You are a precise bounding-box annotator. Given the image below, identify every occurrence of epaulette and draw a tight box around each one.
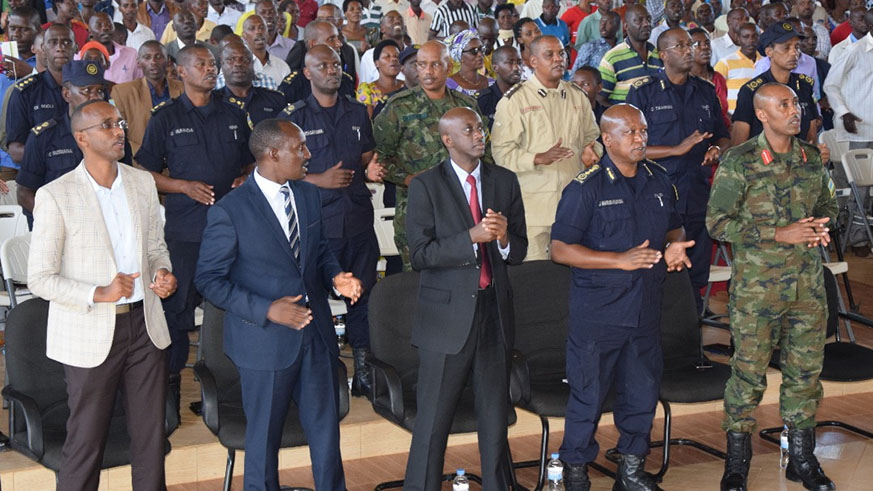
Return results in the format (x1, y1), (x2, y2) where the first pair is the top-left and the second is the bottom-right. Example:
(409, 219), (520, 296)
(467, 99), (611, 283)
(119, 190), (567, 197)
(30, 119), (56, 136)
(282, 71), (299, 85)
(574, 164), (601, 184)
(262, 87), (284, 96)
(13, 74), (38, 91)
(151, 99), (173, 114)
(645, 159), (668, 173)
(342, 72), (354, 82)
(746, 77), (765, 91)
(720, 138), (758, 163)
(797, 73), (814, 86)
(691, 74), (714, 87)
(226, 96), (247, 111)
(281, 100), (306, 116)
(631, 76), (653, 89)
(503, 83), (522, 99)
(569, 81), (586, 93)
(798, 139), (821, 163)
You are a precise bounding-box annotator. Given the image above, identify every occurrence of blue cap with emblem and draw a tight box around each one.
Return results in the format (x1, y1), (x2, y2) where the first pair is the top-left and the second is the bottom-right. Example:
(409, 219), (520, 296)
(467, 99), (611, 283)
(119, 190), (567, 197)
(399, 45), (419, 65)
(757, 22), (805, 56)
(61, 60), (106, 87)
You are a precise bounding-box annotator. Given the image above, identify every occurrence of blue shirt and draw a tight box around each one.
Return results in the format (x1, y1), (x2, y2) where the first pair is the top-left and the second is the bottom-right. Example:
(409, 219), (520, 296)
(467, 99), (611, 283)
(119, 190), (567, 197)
(551, 155), (681, 329)
(280, 94), (375, 240)
(476, 83), (505, 131)
(5, 70), (67, 149)
(278, 69), (356, 105)
(0, 54), (37, 169)
(147, 79), (173, 108)
(571, 38), (614, 72)
(535, 16), (571, 47)
(626, 70), (730, 218)
(136, 92), (253, 242)
(216, 86), (287, 125)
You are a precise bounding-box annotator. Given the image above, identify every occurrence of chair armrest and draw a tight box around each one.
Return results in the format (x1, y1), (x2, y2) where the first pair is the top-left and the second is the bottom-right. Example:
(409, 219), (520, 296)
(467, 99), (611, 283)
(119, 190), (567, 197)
(335, 360), (350, 419)
(510, 350), (531, 405)
(1, 386), (45, 459)
(367, 355), (405, 421)
(192, 361), (220, 434)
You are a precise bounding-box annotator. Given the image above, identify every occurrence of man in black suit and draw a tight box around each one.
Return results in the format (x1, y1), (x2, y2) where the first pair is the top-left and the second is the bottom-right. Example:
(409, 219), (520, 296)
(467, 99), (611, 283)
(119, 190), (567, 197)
(404, 107), (528, 491)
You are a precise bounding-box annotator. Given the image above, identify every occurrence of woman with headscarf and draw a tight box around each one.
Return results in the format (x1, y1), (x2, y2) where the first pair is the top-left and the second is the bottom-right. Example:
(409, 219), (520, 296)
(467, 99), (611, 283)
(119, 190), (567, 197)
(356, 39), (404, 117)
(446, 29), (494, 96)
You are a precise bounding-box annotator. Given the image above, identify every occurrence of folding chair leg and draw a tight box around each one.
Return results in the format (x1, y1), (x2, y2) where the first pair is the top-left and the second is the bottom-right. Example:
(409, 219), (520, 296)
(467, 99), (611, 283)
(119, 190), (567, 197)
(646, 400), (727, 482)
(850, 182), (873, 252)
(829, 233), (859, 311)
(512, 415), (551, 490)
(224, 448), (235, 491)
(759, 421), (873, 445)
(374, 471), (483, 490)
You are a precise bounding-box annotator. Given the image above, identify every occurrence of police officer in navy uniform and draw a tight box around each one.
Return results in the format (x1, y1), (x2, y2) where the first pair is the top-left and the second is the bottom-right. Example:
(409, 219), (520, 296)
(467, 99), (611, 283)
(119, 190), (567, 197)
(626, 27), (731, 313)
(550, 104), (694, 491)
(278, 20), (356, 105)
(730, 22), (820, 145)
(216, 41), (287, 125)
(135, 45), (254, 422)
(279, 45), (384, 399)
(17, 60), (134, 222)
(5, 23), (76, 165)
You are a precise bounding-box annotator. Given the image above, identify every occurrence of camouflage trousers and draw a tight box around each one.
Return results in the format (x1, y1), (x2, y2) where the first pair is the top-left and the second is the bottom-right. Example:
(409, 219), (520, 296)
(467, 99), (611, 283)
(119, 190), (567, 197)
(393, 199), (412, 271)
(722, 296), (826, 433)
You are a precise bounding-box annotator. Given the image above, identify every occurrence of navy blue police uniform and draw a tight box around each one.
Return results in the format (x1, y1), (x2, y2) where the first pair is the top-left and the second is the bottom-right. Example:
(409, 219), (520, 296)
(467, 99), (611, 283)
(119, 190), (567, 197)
(135, 92), (254, 375)
(731, 70), (818, 141)
(476, 83), (507, 132)
(552, 155), (682, 465)
(626, 70), (730, 309)
(278, 69), (356, 105)
(5, 70), (67, 152)
(216, 85), (287, 125)
(279, 93), (379, 350)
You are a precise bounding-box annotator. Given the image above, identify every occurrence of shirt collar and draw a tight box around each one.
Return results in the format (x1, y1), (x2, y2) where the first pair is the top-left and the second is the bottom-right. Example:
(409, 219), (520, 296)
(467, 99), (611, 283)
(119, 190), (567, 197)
(449, 158), (481, 184)
(146, 2), (166, 15)
(253, 166), (286, 200)
(84, 162), (123, 192)
(539, 15), (558, 25)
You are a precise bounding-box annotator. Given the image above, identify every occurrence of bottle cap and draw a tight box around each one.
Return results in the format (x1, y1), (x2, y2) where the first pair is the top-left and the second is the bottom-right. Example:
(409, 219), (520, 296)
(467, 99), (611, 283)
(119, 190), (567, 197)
(457, 469), (465, 476)
(551, 453), (560, 459)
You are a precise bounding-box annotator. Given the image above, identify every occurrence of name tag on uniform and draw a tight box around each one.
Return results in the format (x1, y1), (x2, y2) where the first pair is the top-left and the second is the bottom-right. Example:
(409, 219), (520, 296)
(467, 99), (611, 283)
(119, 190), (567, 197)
(171, 128), (194, 136)
(521, 105), (543, 114)
(598, 199), (624, 207)
(263, 107), (274, 112)
(48, 148), (74, 157)
(34, 103), (55, 111)
(304, 129), (324, 136)
(652, 105), (673, 111)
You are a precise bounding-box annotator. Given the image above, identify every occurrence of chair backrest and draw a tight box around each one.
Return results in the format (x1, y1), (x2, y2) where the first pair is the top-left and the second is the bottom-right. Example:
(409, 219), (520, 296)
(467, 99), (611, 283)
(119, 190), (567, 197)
(841, 148), (873, 186)
(199, 302), (242, 404)
(819, 129), (848, 166)
(3, 298), (68, 435)
(374, 208), (399, 257)
(660, 270), (704, 366)
(1, 233), (30, 284)
(368, 271), (421, 388)
(0, 205), (28, 246)
(368, 182), (385, 210)
(508, 260), (571, 382)
(0, 181), (19, 206)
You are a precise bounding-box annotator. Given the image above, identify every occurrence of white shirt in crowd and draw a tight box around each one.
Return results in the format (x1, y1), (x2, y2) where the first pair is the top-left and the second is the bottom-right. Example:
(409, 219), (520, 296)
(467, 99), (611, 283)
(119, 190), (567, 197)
(208, 3), (244, 27)
(824, 32), (873, 143)
(124, 22), (157, 52)
(710, 32), (737, 67)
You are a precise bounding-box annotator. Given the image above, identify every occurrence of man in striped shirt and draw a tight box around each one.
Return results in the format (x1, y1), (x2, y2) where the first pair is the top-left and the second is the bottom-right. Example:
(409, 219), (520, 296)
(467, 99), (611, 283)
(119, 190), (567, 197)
(598, 4), (663, 105)
(428, 0), (478, 39)
(714, 22), (760, 114)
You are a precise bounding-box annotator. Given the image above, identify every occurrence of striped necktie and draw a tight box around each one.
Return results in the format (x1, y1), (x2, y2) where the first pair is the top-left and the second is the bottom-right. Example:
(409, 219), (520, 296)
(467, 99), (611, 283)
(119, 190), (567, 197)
(279, 184), (301, 263)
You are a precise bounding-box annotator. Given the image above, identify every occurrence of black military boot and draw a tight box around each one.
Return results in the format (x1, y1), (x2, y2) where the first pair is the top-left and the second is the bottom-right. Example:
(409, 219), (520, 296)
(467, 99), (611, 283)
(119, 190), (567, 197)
(786, 427), (836, 490)
(350, 348), (372, 399)
(563, 461), (591, 491)
(720, 431), (752, 491)
(613, 454), (663, 491)
(167, 373), (181, 430)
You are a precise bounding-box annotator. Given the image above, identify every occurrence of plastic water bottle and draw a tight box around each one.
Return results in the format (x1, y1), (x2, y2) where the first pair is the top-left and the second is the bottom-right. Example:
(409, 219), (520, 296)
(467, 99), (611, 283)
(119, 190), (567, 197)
(453, 469), (469, 491)
(334, 315), (346, 349)
(547, 453), (565, 491)
(780, 426), (790, 469)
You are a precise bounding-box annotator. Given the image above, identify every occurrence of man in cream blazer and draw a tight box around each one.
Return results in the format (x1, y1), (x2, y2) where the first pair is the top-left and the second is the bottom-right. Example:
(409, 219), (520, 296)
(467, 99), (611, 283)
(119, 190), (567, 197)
(27, 99), (178, 491)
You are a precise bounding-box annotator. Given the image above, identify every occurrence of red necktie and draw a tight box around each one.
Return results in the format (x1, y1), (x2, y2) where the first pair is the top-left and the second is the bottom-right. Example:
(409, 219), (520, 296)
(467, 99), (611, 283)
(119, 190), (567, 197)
(467, 174), (492, 289)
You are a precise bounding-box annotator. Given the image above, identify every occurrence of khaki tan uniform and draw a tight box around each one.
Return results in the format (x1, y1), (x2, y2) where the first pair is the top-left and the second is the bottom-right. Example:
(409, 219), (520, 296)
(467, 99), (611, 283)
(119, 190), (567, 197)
(491, 76), (602, 260)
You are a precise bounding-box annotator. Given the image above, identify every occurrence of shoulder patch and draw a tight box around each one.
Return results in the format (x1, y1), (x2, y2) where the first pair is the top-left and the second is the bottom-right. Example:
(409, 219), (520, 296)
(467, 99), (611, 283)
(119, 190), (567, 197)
(30, 119), (56, 136)
(574, 164), (602, 184)
(503, 83), (522, 99)
(281, 100), (306, 116)
(151, 99), (173, 114)
(645, 160), (668, 173)
(13, 74), (37, 91)
(631, 76), (652, 89)
(282, 71), (299, 85)
(747, 77), (764, 91)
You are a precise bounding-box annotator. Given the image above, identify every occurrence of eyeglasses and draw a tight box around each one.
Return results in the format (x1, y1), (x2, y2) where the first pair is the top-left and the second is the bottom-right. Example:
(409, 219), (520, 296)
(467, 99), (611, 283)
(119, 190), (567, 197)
(79, 119), (128, 132)
(662, 41), (693, 52)
(462, 46), (484, 55)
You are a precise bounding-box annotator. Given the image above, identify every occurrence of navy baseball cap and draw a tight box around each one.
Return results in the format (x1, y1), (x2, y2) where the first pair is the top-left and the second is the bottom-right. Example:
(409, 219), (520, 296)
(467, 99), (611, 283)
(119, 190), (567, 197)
(758, 22), (804, 56)
(399, 45), (419, 65)
(61, 60), (106, 87)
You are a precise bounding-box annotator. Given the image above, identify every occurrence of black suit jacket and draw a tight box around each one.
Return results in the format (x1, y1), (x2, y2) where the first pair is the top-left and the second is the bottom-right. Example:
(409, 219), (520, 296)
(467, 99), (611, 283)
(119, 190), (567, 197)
(406, 159), (527, 355)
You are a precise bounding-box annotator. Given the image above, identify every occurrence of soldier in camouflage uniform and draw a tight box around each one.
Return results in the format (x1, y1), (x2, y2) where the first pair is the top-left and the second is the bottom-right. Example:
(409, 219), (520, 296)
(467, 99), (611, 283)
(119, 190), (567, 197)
(374, 40), (491, 268)
(706, 83), (838, 491)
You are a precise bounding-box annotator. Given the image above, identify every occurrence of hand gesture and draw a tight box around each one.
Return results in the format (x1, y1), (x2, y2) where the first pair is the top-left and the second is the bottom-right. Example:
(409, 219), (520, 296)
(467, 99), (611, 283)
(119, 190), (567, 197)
(817, 142), (830, 164)
(618, 240), (662, 271)
(364, 153), (385, 182)
(2, 56), (35, 79)
(679, 130), (712, 155)
(94, 272), (141, 303)
(534, 138), (575, 166)
(581, 141), (599, 168)
(267, 295), (312, 329)
(842, 113), (862, 134)
(702, 145), (720, 166)
(483, 209), (508, 246)
(0, 180), (9, 194)
(321, 161), (354, 189)
(470, 219), (498, 244)
(181, 180), (215, 205)
(664, 240), (695, 271)
(231, 174), (248, 188)
(149, 268), (177, 299)
(775, 217), (830, 247)
(333, 272), (363, 304)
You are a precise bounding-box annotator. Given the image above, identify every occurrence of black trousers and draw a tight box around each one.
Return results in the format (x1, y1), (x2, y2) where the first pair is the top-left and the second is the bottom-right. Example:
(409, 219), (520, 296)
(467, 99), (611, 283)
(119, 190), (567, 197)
(404, 287), (510, 491)
(59, 303), (168, 491)
(163, 239), (202, 375)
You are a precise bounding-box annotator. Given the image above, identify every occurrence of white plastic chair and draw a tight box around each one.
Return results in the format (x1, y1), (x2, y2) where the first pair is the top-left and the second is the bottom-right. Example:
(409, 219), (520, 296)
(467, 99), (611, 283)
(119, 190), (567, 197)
(0, 205), (28, 245)
(819, 129), (849, 167)
(840, 149), (873, 253)
(0, 181), (19, 206)
(0, 233), (33, 308)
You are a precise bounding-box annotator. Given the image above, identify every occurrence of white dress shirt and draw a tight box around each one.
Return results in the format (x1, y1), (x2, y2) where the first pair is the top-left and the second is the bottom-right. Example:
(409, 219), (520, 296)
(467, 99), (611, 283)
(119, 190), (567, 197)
(823, 32), (873, 142)
(85, 163), (144, 305)
(828, 32), (860, 65)
(449, 159), (511, 259)
(208, 3), (244, 27)
(710, 33), (737, 67)
(253, 168), (299, 241)
(124, 22), (157, 52)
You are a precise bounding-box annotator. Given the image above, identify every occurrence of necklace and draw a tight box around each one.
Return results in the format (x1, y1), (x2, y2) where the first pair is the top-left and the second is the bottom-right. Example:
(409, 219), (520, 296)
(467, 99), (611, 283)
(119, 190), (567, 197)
(457, 69), (483, 87)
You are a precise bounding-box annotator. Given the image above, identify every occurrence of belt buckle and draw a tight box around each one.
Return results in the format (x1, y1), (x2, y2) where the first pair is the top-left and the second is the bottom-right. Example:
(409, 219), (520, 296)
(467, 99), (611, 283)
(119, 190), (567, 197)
(116, 303), (132, 314)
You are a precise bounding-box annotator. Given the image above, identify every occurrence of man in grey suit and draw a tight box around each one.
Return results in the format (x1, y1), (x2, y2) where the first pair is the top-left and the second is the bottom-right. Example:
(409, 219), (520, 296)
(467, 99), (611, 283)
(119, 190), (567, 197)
(403, 107), (527, 491)
(28, 99), (178, 490)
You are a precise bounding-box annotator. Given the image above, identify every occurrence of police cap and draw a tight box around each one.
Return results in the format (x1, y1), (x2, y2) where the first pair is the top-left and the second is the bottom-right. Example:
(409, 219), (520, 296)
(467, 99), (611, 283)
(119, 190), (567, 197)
(61, 60), (106, 87)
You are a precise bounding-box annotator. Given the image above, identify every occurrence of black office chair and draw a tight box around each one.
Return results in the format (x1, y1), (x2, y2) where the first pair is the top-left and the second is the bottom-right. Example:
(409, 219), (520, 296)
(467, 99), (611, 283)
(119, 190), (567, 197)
(192, 302), (351, 491)
(506, 260), (617, 490)
(367, 271), (522, 490)
(1, 298), (177, 476)
(760, 268), (873, 444)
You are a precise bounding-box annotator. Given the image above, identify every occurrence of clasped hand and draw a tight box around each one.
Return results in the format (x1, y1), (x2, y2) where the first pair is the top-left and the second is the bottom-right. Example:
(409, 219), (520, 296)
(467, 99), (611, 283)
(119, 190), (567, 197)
(469, 209), (508, 246)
